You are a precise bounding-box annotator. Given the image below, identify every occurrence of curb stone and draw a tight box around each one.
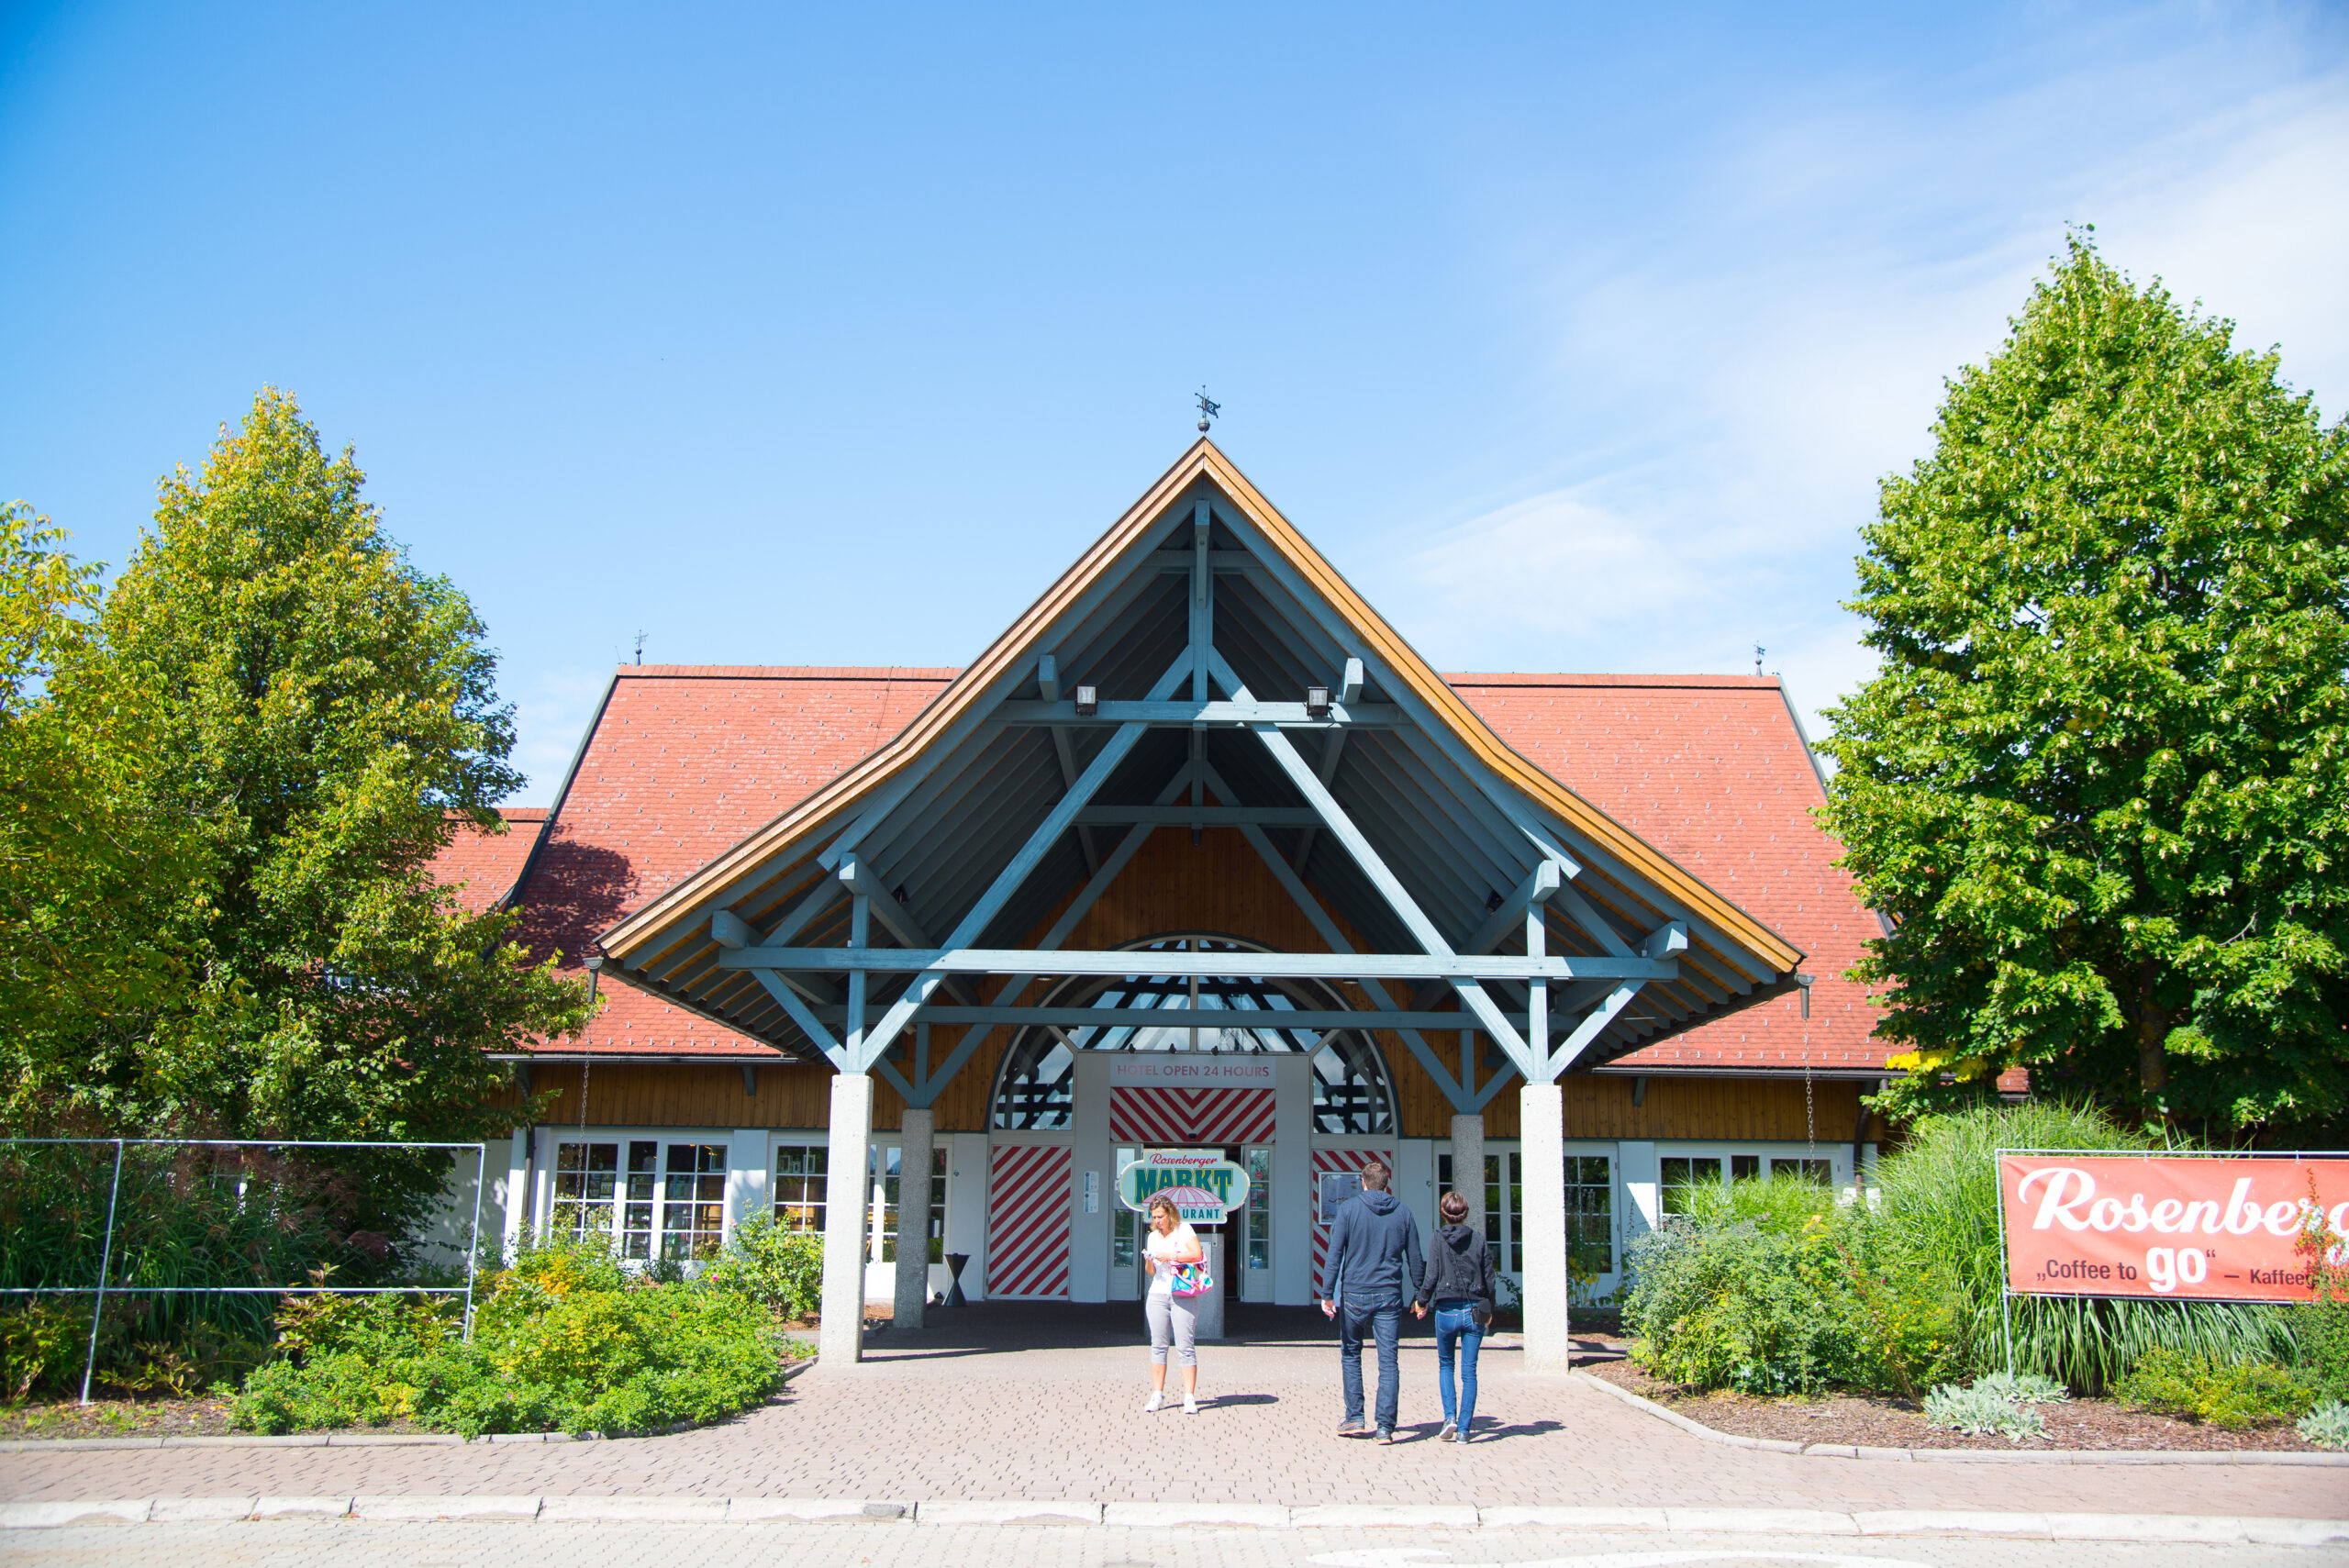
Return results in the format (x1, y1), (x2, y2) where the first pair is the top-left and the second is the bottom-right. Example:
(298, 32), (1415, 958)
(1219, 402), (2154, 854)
(914, 1500), (1103, 1525)
(1570, 1369), (2349, 1466)
(540, 1496), (726, 1522)
(250, 1496), (354, 1519)
(1292, 1505), (1481, 1529)
(351, 1496), (541, 1522)
(1480, 1507), (1669, 1530)
(1102, 1502), (1289, 1528)
(149, 1496), (260, 1522)
(726, 1498), (908, 1522)
(1665, 1508), (1856, 1535)
(4, 1496), (2345, 1543)
(0, 1499), (150, 1528)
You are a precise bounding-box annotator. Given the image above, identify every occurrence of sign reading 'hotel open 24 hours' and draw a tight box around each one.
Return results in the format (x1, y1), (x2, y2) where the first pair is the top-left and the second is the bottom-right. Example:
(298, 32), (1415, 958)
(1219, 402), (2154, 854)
(1119, 1149), (1252, 1224)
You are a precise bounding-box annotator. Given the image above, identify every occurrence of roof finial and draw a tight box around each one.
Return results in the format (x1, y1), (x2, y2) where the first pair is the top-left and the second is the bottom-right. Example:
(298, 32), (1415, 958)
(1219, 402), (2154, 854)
(1196, 387), (1220, 433)
(635, 630), (646, 666)
(1753, 642), (1765, 678)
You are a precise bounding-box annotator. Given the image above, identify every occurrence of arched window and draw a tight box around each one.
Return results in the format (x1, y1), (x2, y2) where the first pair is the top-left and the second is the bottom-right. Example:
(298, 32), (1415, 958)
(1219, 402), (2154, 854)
(987, 933), (1397, 1135)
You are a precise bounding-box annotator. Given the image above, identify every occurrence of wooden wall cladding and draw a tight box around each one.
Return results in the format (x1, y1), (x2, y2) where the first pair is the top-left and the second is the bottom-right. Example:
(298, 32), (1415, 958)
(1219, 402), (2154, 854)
(529, 1062), (839, 1130)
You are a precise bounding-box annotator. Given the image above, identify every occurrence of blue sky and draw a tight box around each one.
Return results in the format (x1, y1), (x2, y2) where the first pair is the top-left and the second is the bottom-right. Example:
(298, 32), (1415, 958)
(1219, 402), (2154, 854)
(4, 2), (2343, 800)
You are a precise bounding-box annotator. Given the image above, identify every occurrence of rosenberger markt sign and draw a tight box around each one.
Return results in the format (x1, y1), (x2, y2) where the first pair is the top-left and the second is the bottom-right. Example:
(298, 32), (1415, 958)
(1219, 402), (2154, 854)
(2000, 1154), (2349, 1302)
(1119, 1149), (1252, 1225)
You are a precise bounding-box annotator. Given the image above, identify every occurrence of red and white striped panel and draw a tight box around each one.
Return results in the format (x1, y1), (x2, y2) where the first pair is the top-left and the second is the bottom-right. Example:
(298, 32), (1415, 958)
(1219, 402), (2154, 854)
(985, 1144), (1073, 1301)
(1108, 1086), (1275, 1146)
(1308, 1146), (1394, 1294)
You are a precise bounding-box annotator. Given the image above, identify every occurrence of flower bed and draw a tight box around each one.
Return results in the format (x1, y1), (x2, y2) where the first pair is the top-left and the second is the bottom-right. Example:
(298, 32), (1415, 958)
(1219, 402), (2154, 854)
(1583, 1349), (2323, 1452)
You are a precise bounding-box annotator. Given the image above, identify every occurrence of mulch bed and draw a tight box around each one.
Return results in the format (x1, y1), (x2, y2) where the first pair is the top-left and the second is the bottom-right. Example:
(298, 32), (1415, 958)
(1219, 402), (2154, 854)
(1575, 1344), (2321, 1452)
(2, 1395), (317, 1441)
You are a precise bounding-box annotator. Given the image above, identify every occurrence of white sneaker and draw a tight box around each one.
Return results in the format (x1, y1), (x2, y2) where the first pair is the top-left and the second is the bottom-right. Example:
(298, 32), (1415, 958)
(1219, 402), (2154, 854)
(1183, 1397), (1199, 1415)
(1142, 1392), (1163, 1413)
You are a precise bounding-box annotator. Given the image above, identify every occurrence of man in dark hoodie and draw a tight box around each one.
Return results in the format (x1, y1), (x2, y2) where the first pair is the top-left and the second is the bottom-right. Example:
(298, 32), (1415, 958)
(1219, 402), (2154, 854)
(1318, 1157), (1423, 1443)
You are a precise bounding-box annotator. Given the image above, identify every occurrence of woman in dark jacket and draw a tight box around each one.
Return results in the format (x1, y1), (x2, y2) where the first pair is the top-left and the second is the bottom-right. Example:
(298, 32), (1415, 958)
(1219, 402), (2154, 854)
(1413, 1190), (1498, 1442)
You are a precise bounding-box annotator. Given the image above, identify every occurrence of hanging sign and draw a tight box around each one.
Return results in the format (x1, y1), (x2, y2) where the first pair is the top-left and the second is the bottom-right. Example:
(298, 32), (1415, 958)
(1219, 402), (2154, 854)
(1119, 1148), (1252, 1223)
(1999, 1153), (2349, 1303)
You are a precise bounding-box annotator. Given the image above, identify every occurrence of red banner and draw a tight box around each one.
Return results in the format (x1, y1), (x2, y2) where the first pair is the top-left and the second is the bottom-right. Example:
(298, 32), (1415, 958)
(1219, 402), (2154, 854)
(2000, 1154), (2349, 1302)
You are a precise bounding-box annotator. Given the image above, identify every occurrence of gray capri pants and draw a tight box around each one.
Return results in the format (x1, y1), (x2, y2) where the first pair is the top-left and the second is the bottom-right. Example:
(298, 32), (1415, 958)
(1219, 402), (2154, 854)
(1146, 1290), (1198, 1367)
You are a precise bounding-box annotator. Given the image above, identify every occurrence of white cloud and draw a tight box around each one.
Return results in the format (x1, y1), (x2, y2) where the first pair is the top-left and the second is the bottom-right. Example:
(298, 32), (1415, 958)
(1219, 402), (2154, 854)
(1376, 42), (2348, 745)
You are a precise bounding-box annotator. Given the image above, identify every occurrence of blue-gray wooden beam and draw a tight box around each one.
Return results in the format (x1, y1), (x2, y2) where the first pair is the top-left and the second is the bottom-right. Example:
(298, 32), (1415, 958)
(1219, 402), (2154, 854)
(850, 652), (1194, 1064)
(1196, 759), (1472, 1111)
(903, 1006), (1550, 1032)
(718, 948), (1676, 980)
(1293, 657), (1365, 883)
(1208, 649), (1538, 1079)
(1037, 655), (1099, 877)
(1074, 806), (1320, 827)
(991, 699), (1398, 727)
(907, 757), (1197, 1103)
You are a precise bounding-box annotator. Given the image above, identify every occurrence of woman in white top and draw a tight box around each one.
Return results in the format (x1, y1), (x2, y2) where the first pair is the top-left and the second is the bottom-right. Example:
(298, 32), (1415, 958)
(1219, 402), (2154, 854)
(1141, 1193), (1204, 1414)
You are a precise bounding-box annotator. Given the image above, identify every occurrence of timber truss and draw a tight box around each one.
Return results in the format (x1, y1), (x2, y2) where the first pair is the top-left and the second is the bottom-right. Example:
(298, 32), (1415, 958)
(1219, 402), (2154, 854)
(595, 447), (1803, 1109)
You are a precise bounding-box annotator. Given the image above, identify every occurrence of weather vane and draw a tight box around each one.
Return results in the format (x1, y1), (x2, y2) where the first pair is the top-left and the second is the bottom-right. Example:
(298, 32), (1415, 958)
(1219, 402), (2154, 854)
(1196, 387), (1220, 433)
(1753, 643), (1765, 677)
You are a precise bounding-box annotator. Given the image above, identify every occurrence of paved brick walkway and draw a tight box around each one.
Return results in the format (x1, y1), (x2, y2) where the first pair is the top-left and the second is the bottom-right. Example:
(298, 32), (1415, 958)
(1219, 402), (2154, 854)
(1, 1307), (2340, 1518)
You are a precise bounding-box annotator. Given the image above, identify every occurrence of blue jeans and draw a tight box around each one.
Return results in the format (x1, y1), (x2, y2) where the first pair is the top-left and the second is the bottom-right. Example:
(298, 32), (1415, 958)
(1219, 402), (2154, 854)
(1433, 1300), (1484, 1435)
(1340, 1304), (1402, 1429)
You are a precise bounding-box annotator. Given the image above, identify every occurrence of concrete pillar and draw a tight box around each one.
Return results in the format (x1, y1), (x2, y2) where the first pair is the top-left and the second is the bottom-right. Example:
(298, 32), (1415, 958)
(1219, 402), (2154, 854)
(819, 1073), (874, 1366)
(1270, 1054), (1314, 1305)
(1448, 1113), (1486, 1228)
(892, 1107), (933, 1331)
(1069, 1051), (1111, 1302)
(1519, 1082), (1571, 1374)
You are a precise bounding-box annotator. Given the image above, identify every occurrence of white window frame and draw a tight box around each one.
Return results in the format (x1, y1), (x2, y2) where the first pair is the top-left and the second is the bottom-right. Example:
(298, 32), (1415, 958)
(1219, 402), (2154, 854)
(1657, 1142), (1854, 1217)
(1440, 1140), (1621, 1297)
(540, 1129), (731, 1264)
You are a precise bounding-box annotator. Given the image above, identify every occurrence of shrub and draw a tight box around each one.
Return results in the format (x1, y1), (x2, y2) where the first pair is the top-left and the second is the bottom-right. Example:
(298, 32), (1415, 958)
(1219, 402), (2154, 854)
(2299, 1400), (2349, 1451)
(1, 1301), (90, 1403)
(1922, 1380), (2048, 1442)
(230, 1233), (792, 1438)
(700, 1218), (824, 1320)
(1870, 1102), (2297, 1392)
(2114, 1348), (2316, 1429)
(1622, 1176), (1958, 1397)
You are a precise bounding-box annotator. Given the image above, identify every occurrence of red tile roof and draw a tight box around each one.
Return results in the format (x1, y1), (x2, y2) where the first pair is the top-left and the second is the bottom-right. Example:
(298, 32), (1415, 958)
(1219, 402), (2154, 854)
(1449, 675), (1887, 1074)
(505, 667), (956, 1058)
(447, 665), (1887, 1071)
(431, 807), (547, 914)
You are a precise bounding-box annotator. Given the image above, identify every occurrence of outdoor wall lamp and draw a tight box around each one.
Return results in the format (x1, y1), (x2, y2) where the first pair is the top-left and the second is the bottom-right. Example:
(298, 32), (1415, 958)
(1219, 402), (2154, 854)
(1074, 685), (1098, 716)
(1306, 684), (1332, 717)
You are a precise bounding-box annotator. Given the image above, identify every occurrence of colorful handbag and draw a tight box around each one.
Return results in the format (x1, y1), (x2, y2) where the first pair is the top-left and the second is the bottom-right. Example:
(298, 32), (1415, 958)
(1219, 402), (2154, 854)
(1171, 1261), (1214, 1297)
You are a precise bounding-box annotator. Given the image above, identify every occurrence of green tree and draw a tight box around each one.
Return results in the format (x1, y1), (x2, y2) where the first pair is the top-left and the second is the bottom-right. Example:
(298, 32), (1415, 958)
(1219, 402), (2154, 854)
(0, 502), (206, 1124)
(1819, 235), (2349, 1136)
(20, 390), (589, 1217)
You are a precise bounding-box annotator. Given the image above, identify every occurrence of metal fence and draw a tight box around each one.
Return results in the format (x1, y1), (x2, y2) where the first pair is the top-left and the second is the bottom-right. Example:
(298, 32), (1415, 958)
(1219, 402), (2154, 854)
(0, 1138), (486, 1404)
